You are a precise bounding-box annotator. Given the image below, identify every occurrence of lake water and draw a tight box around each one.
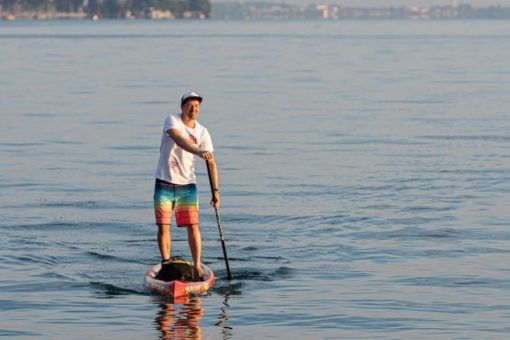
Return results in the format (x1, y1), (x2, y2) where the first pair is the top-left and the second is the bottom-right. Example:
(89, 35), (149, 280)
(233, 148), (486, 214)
(1, 19), (509, 338)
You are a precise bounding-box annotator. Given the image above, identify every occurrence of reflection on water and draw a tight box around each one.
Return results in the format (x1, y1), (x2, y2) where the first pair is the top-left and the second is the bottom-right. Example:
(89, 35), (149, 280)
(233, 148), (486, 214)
(153, 294), (233, 339)
(215, 294), (233, 339)
(154, 296), (205, 339)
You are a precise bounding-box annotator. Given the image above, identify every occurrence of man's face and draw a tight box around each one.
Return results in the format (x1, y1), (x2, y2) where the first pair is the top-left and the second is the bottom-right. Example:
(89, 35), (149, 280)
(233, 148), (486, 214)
(181, 99), (201, 120)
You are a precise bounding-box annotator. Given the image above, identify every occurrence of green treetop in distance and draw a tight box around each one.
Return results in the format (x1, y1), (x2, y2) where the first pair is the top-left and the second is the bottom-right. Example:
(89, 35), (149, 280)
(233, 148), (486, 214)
(0, 0), (212, 18)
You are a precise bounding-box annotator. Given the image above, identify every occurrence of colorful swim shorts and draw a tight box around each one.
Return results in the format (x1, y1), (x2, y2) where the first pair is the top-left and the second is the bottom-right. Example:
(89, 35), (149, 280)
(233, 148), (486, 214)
(154, 179), (199, 227)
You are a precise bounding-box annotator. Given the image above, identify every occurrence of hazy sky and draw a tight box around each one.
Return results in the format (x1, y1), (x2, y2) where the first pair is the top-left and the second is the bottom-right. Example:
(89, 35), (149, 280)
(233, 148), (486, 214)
(210, 0), (506, 7)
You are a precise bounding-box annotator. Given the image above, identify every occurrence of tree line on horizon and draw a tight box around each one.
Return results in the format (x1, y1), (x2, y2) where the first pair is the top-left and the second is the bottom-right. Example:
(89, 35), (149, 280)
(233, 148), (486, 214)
(0, 0), (212, 18)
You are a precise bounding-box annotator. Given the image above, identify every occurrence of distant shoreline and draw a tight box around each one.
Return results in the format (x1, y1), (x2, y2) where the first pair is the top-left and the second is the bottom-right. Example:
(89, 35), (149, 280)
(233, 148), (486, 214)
(2, 3), (510, 21)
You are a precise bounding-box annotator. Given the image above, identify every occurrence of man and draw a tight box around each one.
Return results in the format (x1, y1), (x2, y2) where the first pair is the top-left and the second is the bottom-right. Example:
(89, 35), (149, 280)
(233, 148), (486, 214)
(154, 91), (220, 277)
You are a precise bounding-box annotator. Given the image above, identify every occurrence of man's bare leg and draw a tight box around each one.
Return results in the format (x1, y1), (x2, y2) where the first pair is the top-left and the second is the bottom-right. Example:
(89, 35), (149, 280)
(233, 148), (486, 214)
(157, 224), (171, 262)
(187, 224), (204, 276)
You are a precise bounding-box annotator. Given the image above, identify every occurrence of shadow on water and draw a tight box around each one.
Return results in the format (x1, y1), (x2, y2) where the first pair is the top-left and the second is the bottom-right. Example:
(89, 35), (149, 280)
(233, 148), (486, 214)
(90, 282), (147, 298)
(224, 266), (294, 281)
(211, 265), (294, 296)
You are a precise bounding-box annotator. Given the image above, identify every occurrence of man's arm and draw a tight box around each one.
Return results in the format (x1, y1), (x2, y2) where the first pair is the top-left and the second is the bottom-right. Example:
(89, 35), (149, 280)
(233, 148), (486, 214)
(207, 158), (221, 209)
(167, 128), (213, 160)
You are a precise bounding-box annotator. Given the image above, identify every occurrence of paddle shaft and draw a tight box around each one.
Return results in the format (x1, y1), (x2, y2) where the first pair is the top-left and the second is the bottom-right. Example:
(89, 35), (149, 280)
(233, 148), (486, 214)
(206, 160), (233, 280)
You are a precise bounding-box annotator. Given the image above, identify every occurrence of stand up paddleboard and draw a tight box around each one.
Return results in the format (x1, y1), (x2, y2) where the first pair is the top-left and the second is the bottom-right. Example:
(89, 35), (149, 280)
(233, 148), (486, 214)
(144, 263), (215, 298)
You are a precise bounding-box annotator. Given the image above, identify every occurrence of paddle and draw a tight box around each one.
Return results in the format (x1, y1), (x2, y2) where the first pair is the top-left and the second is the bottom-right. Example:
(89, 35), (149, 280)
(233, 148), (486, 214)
(206, 159), (233, 280)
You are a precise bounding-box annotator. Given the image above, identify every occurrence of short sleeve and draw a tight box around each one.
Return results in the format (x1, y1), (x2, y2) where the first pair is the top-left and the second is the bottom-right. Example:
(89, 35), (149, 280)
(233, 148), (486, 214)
(199, 128), (214, 152)
(165, 114), (180, 132)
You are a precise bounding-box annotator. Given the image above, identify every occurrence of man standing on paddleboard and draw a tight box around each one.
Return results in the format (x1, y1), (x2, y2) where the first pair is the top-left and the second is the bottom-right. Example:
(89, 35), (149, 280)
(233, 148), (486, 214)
(154, 91), (220, 277)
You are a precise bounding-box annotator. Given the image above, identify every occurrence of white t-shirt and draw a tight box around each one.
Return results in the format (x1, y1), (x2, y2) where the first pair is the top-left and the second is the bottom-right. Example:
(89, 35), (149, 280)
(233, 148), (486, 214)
(155, 113), (214, 185)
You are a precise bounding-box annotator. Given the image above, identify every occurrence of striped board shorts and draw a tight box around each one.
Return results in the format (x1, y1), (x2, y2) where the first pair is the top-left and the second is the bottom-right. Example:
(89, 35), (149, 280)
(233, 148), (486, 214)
(154, 179), (199, 227)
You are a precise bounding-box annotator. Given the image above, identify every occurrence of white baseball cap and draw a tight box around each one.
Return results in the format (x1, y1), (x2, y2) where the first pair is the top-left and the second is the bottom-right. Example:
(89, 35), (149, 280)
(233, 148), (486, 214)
(181, 91), (203, 105)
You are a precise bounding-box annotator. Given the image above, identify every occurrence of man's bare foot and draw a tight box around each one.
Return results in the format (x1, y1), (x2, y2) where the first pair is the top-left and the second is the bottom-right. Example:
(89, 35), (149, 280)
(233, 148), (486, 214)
(196, 266), (205, 279)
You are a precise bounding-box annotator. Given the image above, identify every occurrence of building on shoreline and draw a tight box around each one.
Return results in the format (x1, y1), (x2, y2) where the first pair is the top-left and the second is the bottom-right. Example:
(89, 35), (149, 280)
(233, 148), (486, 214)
(211, 2), (510, 20)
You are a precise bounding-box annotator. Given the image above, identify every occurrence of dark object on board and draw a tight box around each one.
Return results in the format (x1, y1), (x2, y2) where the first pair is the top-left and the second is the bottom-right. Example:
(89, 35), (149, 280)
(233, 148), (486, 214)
(155, 258), (200, 282)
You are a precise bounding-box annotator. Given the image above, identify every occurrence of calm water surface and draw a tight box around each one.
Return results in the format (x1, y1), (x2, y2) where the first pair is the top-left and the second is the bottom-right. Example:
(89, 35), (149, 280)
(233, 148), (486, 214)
(1, 20), (510, 338)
